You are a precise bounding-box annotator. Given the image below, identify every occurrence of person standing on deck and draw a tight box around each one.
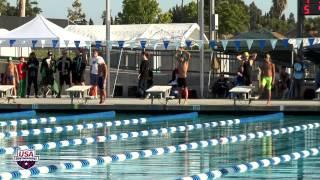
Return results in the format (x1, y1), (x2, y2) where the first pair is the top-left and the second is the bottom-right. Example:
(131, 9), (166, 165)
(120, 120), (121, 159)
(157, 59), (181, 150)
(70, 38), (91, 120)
(98, 61), (108, 104)
(56, 50), (72, 98)
(27, 52), (39, 98)
(72, 48), (87, 86)
(138, 51), (152, 98)
(17, 57), (28, 98)
(260, 53), (275, 105)
(5, 57), (19, 96)
(40, 51), (56, 98)
(90, 49), (105, 98)
(236, 52), (257, 86)
(175, 47), (191, 104)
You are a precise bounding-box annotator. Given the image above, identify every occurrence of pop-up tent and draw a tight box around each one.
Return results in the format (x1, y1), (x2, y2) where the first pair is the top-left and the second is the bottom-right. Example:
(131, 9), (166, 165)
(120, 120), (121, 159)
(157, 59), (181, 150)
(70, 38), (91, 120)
(65, 23), (209, 49)
(0, 15), (90, 48)
(0, 28), (31, 57)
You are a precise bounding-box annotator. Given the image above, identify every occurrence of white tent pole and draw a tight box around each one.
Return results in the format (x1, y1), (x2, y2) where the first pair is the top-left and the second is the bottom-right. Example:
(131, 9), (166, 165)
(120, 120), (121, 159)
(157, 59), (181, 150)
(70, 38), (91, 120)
(112, 49), (123, 97)
(207, 51), (214, 97)
(106, 0), (111, 98)
(199, 0), (204, 98)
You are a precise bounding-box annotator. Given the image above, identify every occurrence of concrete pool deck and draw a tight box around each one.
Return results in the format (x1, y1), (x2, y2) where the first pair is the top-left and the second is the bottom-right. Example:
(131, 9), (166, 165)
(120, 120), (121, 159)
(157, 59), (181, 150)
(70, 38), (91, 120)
(0, 97), (320, 113)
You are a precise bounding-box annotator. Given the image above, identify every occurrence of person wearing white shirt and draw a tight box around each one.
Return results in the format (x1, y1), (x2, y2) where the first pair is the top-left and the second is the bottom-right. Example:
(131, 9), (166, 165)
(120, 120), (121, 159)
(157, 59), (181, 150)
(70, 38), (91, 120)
(90, 49), (105, 97)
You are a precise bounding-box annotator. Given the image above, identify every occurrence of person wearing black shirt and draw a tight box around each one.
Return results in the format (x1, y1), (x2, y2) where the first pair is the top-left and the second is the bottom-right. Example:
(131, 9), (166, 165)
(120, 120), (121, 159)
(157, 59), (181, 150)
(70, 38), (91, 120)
(72, 49), (87, 85)
(27, 52), (39, 98)
(138, 51), (152, 98)
(56, 50), (72, 98)
(237, 52), (257, 86)
(40, 51), (56, 98)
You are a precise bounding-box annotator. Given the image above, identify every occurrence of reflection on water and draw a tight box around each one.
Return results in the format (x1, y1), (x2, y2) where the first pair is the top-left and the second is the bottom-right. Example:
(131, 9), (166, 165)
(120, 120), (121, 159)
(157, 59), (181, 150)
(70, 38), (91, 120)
(0, 114), (320, 179)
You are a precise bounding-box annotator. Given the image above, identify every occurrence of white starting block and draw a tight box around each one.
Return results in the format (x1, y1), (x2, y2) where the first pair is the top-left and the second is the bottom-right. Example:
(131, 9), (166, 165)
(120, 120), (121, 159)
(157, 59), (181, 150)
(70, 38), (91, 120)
(229, 86), (258, 105)
(0, 85), (16, 103)
(146, 85), (174, 104)
(66, 85), (92, 104)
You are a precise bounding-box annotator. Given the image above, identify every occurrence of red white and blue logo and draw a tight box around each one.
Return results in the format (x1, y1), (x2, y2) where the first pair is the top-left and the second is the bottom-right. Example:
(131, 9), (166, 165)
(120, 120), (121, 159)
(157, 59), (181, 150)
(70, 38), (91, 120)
(13, 149), (40, 169)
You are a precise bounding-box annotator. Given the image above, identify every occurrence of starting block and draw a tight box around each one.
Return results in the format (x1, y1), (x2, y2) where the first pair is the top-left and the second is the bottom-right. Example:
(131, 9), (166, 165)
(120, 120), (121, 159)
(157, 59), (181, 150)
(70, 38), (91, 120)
(229, 86), (258, 105)
(66, 85), (92, 104)
(146, 86), (173, 104)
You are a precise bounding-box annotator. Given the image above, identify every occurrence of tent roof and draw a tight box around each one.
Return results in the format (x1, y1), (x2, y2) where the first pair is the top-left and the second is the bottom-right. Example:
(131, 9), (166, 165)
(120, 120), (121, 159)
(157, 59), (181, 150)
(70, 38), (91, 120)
(0, 15), (90, 47)
(65, 23), (208, 49)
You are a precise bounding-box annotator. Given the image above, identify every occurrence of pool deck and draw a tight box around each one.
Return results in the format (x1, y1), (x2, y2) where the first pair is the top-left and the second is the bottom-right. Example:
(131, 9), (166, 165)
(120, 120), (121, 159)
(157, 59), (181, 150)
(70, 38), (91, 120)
(0, 97), (319, 113)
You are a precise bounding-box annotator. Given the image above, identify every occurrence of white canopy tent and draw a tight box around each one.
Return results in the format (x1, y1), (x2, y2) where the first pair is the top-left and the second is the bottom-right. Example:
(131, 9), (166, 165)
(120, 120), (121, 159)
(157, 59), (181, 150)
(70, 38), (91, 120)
(0, 15), (90, 48)
(0, 29), (31, 57)
(65, 23), (209, 49)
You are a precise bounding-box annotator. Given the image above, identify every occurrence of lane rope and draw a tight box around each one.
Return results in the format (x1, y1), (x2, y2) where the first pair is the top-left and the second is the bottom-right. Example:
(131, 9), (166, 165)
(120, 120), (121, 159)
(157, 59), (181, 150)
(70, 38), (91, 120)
(0, 118), (240, 155)
(0, 117), (149, 140)
(0, 111), (116, 128)
(178, 147), (320, 180)
(0, 112), (200, 140)
(1, 122), (318, 179)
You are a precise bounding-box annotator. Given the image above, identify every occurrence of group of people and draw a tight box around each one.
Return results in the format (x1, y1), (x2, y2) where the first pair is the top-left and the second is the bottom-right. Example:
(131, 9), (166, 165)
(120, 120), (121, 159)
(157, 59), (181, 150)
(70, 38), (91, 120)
(1, 49), (108, 104)
(235, 51), (305, 105)
(138, 47), (191, 104)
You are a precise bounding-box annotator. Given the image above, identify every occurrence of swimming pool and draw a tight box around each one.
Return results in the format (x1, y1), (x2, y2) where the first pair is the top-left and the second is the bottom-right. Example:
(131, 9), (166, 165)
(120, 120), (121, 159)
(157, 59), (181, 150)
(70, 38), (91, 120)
(0, 112), (319, 180)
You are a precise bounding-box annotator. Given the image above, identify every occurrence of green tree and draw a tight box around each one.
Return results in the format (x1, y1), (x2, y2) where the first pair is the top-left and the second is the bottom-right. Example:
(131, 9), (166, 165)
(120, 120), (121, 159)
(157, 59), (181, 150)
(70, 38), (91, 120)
(270, 0), (287, 19)
(287, 13), (295, 24)
(25, 0), (41, 16)
(0, 0), (7, 15)
(169, 1), (197, 23)
(89, 18), (94, 25)
(1, 0), (41, 16)
(249, 2), (262, 31)
(118, 0), (161, 24)
(215, 0), (249, 37)
(67, 0), (87, 25)
(158, 12), (172, 23)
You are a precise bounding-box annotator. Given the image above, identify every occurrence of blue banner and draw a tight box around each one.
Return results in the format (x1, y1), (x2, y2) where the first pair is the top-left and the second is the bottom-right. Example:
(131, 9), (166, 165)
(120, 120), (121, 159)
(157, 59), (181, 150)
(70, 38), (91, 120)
(163, 40), (170, 49)
(74, 41), (80, 48)
(185, 40), (192, 48)
(282, 39), (289, 48)
(31, 40), (37, 48)
(308, 38), (315, 46)
(95, 41), (102, 49)
(140, 40), (147, 49)
(209, 40), (216, 49)
(259, 40), (266, 50)
(52, 40), (58, 48)
(118, 41), (125, 49)
(9, 40), (16, 47)
(234, 40), (241, 51)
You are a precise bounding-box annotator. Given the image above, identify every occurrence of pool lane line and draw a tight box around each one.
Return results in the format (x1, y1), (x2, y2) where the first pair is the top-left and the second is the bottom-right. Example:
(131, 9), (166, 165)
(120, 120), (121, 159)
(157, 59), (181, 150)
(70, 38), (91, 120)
(0, 112), (281, 140)
(178, 147), (320, 180)
(0, 111), (36, 120)
(0, 117), (149, 140)
(0, 112), (199, 140)
(0, 113), (292, 155)
(0, 122), (318, 179)
(0, 117), (241, 155)
(0, 111), (116, 128)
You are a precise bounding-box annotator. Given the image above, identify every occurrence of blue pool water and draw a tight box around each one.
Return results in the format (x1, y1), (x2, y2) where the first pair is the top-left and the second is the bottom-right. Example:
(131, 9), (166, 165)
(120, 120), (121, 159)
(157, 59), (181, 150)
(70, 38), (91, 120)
(0, 113), (319, 180)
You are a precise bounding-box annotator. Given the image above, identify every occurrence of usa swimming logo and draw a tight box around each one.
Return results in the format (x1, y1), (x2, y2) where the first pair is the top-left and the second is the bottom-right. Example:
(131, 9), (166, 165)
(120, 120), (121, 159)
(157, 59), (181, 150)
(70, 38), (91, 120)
(13, 148), (40, 169)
